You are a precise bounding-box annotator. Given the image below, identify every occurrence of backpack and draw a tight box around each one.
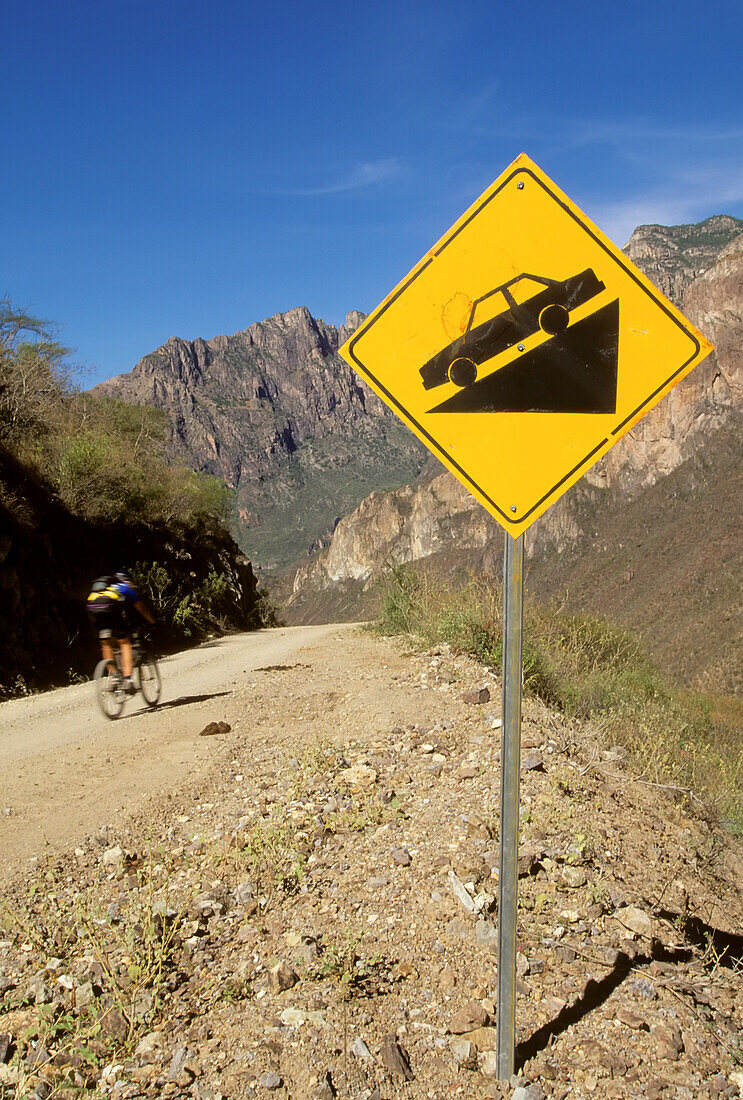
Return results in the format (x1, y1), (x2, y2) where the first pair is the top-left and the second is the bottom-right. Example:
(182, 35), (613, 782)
(90, 575), (117, 594)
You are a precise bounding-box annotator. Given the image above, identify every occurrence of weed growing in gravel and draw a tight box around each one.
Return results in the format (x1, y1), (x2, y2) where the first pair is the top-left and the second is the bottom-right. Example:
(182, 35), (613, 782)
(0, 849), (186, 1095)
(375, 564), (743, 833)
(306, 929), (387, 1001)
(212, 818), (308, 903)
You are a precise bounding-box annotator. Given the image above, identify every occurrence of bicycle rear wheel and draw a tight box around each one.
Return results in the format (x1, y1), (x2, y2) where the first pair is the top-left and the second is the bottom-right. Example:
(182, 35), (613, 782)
(94, 659), (126, 720)
(138, 654), (162, 706)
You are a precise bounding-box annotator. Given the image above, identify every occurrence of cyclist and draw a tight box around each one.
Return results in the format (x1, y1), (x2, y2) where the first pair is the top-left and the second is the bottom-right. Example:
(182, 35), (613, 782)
(87, 570), (156, 693)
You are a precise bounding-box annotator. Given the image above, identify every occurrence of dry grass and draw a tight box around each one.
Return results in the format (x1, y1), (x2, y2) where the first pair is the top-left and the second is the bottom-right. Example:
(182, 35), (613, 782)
(374, 565), (743, 835)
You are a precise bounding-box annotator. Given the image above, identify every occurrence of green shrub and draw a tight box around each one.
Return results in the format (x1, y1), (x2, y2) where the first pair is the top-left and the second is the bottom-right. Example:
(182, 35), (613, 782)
(132, 562), (237, 638)
(375, 563), (501, 663)
(1, 299), (234, 534)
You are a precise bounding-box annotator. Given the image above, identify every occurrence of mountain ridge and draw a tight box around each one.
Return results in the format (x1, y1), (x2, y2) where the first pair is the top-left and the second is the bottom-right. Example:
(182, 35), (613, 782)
(95, 214), (742, 585)
(96, 307), (427, 570)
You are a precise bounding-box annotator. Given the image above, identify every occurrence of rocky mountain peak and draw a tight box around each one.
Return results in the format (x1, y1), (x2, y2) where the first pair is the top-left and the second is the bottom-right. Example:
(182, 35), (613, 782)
(625, 214), (743, 305)
(95, 306), (426, 569)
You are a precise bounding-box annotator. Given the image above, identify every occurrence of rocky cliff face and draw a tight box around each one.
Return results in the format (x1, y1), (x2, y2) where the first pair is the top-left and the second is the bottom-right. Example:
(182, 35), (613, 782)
(624, 214), (743, 305)
(289, 220), (743, 604)
(96, 308), (427, 569)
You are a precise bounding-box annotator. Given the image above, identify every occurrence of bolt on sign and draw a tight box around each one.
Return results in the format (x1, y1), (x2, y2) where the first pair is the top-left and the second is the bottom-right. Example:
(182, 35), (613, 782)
(339, 153), (713, 535)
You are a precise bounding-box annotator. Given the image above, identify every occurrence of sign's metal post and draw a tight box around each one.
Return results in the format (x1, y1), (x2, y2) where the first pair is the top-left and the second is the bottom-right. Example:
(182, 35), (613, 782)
(497, 531), (524, 1080)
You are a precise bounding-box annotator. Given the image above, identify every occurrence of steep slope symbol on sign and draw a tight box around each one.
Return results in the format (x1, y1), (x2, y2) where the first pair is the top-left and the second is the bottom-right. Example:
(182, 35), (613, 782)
(419, 267), (619, 415)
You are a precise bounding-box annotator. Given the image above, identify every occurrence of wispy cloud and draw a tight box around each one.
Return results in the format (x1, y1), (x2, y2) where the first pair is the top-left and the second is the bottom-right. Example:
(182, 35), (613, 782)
(275, 158), (403, 197)
(588, 160), (743, 245)
(516, 113), (743, 244)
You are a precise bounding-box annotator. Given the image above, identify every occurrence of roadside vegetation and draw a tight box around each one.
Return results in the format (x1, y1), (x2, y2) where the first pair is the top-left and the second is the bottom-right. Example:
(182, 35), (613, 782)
(0, 299), (261, 687)
(374, 563), (743, 835)
(0, 297), (231, 533)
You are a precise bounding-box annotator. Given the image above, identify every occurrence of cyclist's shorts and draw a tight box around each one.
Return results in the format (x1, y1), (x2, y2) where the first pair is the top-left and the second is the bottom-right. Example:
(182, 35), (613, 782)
(89, 609), (130, 641)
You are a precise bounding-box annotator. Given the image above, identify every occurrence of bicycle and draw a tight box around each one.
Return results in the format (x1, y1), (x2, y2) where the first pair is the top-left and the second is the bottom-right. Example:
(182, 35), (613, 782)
(93, 631), (162, 720)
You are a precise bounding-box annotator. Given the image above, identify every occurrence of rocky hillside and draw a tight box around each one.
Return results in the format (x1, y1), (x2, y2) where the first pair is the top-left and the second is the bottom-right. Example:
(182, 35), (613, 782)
(96, 309), (428, 570)
(0, 631), (741, 1098)
(0, 450), (260, 695)
(625, 214), (743, 304)
(285, 221), (743, 687)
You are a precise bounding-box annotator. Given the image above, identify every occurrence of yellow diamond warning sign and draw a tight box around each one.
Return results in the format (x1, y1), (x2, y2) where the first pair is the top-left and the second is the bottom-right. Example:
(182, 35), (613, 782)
(339, 153), (714, 536)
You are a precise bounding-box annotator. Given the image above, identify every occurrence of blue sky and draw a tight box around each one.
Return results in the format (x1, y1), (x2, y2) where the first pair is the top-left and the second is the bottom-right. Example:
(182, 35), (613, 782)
(3, 0), (743, 384)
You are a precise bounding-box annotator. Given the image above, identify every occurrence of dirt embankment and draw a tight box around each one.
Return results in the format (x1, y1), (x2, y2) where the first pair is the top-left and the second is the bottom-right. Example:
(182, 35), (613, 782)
(0, 628), (741, 1100)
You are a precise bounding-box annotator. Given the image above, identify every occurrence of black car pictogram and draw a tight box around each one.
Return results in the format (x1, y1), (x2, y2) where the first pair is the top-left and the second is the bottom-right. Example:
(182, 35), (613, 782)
(420, 268), (606, 391)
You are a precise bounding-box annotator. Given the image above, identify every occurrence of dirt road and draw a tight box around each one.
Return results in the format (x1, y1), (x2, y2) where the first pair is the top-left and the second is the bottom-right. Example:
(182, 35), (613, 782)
(0, 624), (353, 880)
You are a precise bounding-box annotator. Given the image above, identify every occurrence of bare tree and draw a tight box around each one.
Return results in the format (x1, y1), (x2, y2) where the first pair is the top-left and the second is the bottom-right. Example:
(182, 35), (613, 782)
(0, 296), (71, 443)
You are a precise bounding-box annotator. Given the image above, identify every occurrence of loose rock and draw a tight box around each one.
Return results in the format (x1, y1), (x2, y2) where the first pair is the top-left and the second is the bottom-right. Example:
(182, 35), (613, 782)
(462, 687), (490, 704)
(379, 1033), (414, 1080)
(449, 1001), (490, 1034)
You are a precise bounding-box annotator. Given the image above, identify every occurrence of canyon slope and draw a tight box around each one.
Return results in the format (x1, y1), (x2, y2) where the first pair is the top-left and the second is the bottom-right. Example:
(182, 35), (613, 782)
(96, 309), (427, 570)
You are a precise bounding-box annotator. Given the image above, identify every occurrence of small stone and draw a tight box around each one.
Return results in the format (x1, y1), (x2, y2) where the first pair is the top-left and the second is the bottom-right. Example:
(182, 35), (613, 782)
(615, 906), (653, 938)
(616, 1008), (647, 1030)
(466, 818), (491, 839)
(337, 763), (378, 787)
(280, 1007), (307, 1027)
(167, 1045), (189, 1081)
(729, 1072), (743, 1095)
(561, 866), (588, 888)
(312, 1070), (336, 1099)
(134, 1032), (165, 1064)
(463, 1026), (498, 1051)
(29, 978), (52, 1005)
(99, 1006), (128, 1042)
(391, 847), (411, 866)
(629, 976), (657, 1000)
(367, 876), (389, 889)
(0, 1034), (10, 1064)
(74, 980), (95, 1008)
(475, 920), (498, 950)
(553, 944), (576, 963)
(379, 1033), (414, 1081)
(351, 1037), (374, 1061)
(651, 1023), (683, 1060)
(513, 1086), (545, 1100)
(462, 687), (490, 705)
(269, 962), (299, 992)
(448, 870), (478, 913)
(259, 1071), (283, 1090)
(516, 951), (530, 977)
(198, 721), (231, 736)
(450, 1038), (477, 1069)
(458, 764), (480, 780)
(449, 1001), (489, 1034)
(438, 965), (456, 993)
(478, 1049), (498, 1076)
(522, 755), (544, 771)
(102, 846), (123, 866)
(518, 844), (545, 876)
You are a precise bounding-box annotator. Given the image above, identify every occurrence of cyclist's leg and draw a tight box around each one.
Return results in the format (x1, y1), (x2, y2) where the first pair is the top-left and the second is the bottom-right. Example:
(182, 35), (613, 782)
(94, 612), (117, 669)
(118, 636), (134, 677)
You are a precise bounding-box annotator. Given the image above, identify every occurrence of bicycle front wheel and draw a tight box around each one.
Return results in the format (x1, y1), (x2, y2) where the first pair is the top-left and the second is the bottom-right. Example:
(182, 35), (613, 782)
(94, 659), (125, 720)
(138, 654), (162, 707)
